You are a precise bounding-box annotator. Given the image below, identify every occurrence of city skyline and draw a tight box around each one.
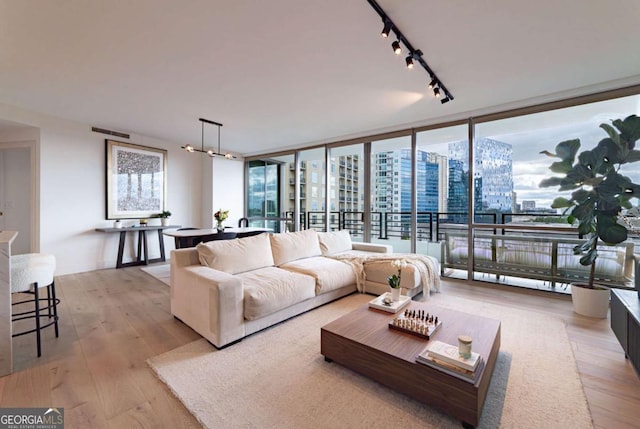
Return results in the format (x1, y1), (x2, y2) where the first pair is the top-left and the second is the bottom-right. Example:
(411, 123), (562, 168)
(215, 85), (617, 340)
(247, 97), (640, 224)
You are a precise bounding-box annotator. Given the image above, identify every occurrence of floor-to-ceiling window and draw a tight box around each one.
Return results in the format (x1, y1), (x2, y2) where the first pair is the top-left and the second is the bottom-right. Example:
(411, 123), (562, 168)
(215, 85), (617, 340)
(245, 87), (640, 294)
(370, 136), (412, 253)
(328, 144), (365, 239)
(415, 124), (469, 264)
(298, 148), (327, 231)
(472, 94), (640, 291)
(246, 155), (294, 232)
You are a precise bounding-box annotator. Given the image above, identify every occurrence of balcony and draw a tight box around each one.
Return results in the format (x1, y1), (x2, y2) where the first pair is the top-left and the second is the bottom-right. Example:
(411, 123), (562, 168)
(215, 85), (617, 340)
(443, 232), (635, 289)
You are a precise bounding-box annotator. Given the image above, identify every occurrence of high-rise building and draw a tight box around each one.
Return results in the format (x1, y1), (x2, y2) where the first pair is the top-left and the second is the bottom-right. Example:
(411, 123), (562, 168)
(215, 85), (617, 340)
(285, 155), (361, 227)
(448, 138), (513, 213)
(371, 149), (441, 217)
(426, 152), (449, 213)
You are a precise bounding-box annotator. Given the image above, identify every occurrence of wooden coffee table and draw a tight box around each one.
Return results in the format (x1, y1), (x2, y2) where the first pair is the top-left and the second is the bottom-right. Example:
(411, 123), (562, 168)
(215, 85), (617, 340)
(321, 300), (501, 428)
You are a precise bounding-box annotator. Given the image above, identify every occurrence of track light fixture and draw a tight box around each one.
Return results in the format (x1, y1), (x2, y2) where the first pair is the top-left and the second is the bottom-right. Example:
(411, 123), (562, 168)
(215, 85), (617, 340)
(181, 118), (236, 159)
(381, 20), (391, 38)
(405, 55), (414, 69)
(367, 0), (454, 104)
(391, 40), (401, 55)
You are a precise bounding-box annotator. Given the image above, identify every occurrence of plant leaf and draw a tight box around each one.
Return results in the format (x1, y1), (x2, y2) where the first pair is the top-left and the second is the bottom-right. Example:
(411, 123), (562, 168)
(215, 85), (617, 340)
(597, 214), (628, 244)
(549, 160), (573, 174)
(625, 149), (640, 163)
(600, 123), (621, 146)
(579, 249), (597, 266)
(539, 177), (564, 188)
(554, 139), (581, 161)
(595, 137), (624, 165)
(550, 197), (572, 208)
(613, 114), (640, 147)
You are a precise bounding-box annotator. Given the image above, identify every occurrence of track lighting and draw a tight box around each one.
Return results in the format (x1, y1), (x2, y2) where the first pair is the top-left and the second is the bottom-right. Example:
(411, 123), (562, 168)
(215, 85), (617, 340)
(381, 20), (391, 38)
(392, 40), (401, 55)
(368, 0), (454, 103)
(181, 118), (236, 159)
(405, 55), (414, 69)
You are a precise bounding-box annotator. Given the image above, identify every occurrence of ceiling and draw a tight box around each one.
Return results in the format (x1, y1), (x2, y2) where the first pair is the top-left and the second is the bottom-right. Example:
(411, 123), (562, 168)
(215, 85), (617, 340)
(1, 0), (639, 156)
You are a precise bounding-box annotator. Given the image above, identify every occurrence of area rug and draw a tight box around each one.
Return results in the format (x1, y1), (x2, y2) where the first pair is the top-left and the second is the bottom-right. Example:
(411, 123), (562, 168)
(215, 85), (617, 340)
(140, 264), (170, 286)
(148, 293), (593, 429)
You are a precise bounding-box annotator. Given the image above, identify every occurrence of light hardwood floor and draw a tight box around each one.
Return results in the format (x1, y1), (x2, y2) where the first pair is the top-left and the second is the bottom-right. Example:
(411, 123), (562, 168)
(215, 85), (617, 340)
(3, 267), (639, 428)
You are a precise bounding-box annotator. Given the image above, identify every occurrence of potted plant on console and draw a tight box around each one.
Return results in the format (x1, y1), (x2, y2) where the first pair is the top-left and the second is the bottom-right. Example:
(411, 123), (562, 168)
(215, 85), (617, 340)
(540, 114), (640, 318)
(154, 210), (172, 226)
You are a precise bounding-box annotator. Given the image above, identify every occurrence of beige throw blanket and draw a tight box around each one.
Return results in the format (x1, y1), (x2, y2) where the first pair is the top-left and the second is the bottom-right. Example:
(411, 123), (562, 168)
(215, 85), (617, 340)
(329, 252), (441, 298)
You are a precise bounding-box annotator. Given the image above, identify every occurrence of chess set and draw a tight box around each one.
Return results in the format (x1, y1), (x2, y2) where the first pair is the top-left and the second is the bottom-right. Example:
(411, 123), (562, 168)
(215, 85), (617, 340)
(388, 308), (442, 340)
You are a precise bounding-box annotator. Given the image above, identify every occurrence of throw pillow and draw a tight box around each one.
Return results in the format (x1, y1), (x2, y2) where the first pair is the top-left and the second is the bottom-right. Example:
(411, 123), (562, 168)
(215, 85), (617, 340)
(270, 229), (322, 266)
(197, 233), (275, 274)
(317, 230), (352, 255)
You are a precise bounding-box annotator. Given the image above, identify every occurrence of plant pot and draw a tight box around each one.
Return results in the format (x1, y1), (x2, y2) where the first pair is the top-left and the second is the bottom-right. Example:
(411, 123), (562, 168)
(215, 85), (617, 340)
(161, 218), (169, 226)
(571, 283), (610, 319)
(390, 287), (401, 302)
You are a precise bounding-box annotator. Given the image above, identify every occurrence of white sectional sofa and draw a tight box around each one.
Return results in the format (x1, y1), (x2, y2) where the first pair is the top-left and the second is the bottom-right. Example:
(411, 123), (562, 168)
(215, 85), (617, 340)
(171, 229), (440, 348)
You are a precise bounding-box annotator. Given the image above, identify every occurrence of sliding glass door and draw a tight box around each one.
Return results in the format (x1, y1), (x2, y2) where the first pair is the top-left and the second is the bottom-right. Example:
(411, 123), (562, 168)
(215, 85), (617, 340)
(247, 156), (293, 232)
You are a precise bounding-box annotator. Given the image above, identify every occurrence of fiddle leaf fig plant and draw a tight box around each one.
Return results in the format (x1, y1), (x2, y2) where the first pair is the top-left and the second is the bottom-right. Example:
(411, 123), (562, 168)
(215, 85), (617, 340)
(539, 114), (640, 288)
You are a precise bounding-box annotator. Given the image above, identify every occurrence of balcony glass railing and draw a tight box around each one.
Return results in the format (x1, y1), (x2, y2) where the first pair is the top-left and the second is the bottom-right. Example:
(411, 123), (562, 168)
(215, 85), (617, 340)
(273, 210), (636, 293)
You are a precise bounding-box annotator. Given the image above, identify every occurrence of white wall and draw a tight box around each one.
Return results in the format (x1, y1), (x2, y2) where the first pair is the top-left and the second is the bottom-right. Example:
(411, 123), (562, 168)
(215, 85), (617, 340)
(0, 147), (31, 254)
(0, 102), (245, 275)
(204, 157), (244, 228)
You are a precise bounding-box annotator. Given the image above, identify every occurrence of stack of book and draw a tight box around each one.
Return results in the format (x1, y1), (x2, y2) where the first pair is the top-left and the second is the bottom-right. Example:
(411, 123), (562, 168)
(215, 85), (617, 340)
(416, 340), (484, 383)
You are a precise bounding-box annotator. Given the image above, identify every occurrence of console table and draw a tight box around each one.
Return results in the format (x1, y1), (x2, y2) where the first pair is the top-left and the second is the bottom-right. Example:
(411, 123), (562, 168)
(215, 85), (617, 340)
(96, 225), (180, 268)
(611, 288), (640, 375)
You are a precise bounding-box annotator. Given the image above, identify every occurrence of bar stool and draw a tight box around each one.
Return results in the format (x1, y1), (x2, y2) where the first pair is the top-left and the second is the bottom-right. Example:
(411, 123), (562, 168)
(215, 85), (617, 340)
(11, 253), (59, 357)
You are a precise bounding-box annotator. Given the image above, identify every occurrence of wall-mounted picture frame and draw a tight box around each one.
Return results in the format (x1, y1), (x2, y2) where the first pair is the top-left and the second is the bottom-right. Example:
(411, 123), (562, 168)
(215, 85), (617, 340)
(106, 140), (167, 219)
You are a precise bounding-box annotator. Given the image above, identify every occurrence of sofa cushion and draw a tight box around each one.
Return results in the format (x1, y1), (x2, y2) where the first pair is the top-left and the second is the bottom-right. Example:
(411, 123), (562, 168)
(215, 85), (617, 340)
(363, 261), (421, 290)
(317, 230), (352, 255)
(269, 229), (322, 266)
(238, 267), (316, 320)
(196, 233), (274, 274)
(280, 256), (356, 295)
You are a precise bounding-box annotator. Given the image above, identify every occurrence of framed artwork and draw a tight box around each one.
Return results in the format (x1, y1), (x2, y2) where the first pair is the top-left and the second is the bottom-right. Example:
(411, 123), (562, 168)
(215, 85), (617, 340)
(105, 140), (167, 219)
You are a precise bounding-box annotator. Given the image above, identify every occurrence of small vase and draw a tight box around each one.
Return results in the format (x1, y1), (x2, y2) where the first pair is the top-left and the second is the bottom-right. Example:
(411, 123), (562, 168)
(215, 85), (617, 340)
(216, 221), (224, 233)
(161, 218), (169, 226)
(390, 287), (401, 302)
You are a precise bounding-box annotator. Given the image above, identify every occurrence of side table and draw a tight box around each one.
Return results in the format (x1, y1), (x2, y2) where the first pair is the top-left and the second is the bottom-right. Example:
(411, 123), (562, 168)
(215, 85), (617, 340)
(95, 225), (181, 269)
